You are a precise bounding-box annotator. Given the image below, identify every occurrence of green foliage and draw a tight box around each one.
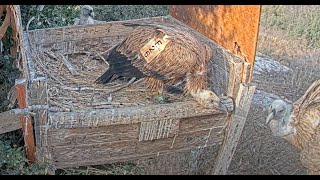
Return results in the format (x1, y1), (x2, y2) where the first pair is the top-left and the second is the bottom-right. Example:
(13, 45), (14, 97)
(19, 5), (169, 30)
(261, 5), (320, 48)
(0, 140), (48, 175)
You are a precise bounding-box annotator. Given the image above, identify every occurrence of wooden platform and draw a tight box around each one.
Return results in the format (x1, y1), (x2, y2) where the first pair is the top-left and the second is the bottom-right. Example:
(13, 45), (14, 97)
(17, 10), (258, 174)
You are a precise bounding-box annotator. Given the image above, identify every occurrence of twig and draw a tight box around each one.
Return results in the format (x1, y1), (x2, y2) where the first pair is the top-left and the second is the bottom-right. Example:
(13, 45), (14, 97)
(133, 78), (144, 84)
(57, 52), (80, 76)
(25, 49), (64, 85)
(49, 100), (71, 112)
(25, 17), (64, 85)
(63, 51), (91, 56)
(96, 52), (109, 66)
(90, 88), (96, 106)
(89, 101), (138, 106)
(104, 77), (137, 94)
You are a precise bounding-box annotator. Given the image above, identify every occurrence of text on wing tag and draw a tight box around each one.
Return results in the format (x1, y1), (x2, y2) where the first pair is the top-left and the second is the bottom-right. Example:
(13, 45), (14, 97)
(140, 34), (170, 63)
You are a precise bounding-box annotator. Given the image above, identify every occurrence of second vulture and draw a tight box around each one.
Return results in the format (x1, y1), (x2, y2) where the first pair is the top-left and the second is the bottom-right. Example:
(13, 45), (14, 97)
(96, 22), (233, 112)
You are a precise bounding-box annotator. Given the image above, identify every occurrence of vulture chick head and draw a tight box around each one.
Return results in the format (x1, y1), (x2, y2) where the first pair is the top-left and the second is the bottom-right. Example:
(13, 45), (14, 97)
(266, 99), (295, 138)
(77, 5), (95, 25)
(81, 5), (94, 18)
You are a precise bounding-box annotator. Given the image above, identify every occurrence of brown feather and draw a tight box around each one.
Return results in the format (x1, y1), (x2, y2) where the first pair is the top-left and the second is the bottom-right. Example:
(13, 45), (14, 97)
(283, 80), (320, 174)
(97, 22), (213, 97)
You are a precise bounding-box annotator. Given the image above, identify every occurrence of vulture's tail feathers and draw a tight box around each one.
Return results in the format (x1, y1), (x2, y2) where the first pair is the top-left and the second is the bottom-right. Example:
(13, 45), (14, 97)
(166, 85), (184, 95)
(95, 69), (115, 84)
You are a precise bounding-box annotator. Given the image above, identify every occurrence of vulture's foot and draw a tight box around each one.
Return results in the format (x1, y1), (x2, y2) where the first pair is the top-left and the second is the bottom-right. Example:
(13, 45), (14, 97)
(191, 90), (221, 109)
(218, 96), (234, 113)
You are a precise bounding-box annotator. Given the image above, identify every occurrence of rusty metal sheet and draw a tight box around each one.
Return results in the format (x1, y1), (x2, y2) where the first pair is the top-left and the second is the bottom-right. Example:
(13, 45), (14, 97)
(169, 5), (261, 66)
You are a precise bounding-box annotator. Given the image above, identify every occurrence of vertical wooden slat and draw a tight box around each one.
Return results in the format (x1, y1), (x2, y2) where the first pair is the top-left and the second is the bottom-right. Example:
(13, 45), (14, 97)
(212, 84), (256, 175)
(15, 78), (36, 162)
(29, 77), (48, 162)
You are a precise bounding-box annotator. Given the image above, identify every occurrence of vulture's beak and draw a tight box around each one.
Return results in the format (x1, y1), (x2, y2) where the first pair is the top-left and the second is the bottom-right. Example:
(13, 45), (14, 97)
(89, 10), (95, 18)
(266, 109), (275, 124)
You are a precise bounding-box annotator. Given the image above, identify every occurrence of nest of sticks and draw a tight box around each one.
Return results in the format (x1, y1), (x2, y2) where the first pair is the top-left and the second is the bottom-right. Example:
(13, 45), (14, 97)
(30, 49), (190, 112)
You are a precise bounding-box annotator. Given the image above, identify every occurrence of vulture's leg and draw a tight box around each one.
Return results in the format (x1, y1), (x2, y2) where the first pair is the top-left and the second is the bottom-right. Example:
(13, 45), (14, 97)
(144, 77), (165, 103)
(184, 73), (220, 108)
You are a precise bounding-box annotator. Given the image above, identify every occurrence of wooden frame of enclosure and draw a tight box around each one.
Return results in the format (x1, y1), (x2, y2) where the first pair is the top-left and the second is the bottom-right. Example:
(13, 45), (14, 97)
(2, 5), (260, 174)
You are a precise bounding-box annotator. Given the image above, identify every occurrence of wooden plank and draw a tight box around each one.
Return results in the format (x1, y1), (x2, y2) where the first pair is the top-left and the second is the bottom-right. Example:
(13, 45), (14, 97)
(51, 140), (137, 163)
(28, 16), (168, 45)
(227, 57), (244, 98)
(206, 126), (225, 146)
(136, 136), (174, 155)
(29, 77), (48, 161)
(22, 32), (36, 80)
(53, 152), (158, 169)
(172, 129), (210, 149)
(212, 84), (256, 175)
(0, 109), (22, 134)
(48, 101), (224, 129)
(169, 5), (261, 66)
(179, 114), (226, 132)
(47, 127), (224, 169)
(139, 119), (179, 141)
(15, 78), (36, 162)
(241, 61), (252, 84)
(46, 123), (139, 146)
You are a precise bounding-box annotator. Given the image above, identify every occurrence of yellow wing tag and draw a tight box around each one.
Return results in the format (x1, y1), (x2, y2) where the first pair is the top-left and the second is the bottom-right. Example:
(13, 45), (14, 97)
(140, 34), (170, 63)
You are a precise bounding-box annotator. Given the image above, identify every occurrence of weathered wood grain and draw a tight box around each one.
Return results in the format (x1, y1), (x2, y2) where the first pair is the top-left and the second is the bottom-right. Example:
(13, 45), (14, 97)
(29, 77), (48, 162)
(48, 126), (224, 169)
(48, 101), (223, 129)
(0, 109), (22, 134)
(227, 56), (244, 98)
(16, 78), (36, 162)
(139, 119), (180, 141)
(52, 140), (137, 163)
(47, 123), (139, 147)
(179, 114), (226, 132)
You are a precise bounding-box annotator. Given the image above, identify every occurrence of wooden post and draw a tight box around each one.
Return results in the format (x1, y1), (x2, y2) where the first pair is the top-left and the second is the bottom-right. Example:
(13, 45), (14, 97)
(29, 77), (49, 162)
(15, 78), (36, 162)
(212, 84), (256, 174)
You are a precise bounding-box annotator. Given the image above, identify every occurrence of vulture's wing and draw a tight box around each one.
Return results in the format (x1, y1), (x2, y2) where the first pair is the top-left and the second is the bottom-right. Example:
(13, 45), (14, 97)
(300, 131), (320, 174)
(293, 79), (320, 173)
(96, 25), (204, 84)
(292, 79), (320, 124)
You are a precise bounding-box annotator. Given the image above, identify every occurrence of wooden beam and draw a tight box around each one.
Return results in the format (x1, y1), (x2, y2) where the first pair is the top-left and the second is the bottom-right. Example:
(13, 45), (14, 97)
(0, 109), (22, 134)
(15, 78), (36, 162)
(48, 101), (225, 129)
(212, 84), (256, 174)
(29, 77), (49, 162)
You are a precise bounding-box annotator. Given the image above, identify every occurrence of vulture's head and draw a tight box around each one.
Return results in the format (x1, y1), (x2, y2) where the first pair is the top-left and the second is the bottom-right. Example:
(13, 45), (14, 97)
(266, 99), (295, 137)
(81, 5), (95, 18)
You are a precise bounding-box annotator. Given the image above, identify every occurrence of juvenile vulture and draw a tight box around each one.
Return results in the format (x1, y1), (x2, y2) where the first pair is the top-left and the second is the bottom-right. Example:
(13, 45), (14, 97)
(266, 79), (320, 175)
(96, 22), (234, 112)
(74, 5), (95, 25)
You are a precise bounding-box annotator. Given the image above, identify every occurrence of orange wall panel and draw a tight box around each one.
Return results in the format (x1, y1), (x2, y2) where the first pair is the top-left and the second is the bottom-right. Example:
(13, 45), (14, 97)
(170, 5), (261, 65)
